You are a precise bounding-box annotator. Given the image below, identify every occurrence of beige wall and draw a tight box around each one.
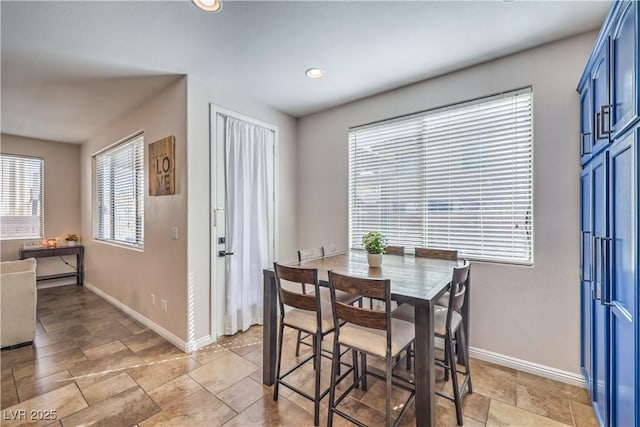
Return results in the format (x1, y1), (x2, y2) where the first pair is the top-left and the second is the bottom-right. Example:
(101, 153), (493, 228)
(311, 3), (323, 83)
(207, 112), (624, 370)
(80, 77), (188, 341)
(187, 76), (298, 344)
(296, 32), (597, 374)
(1, 134), (81, 287)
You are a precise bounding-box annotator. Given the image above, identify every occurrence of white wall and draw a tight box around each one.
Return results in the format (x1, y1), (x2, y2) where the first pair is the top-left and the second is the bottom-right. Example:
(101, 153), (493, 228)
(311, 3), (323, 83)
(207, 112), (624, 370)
(1, 134), (81, 287)
(186, 76), (298, 345)
(80, 77), (188, 341)
(297, 32), (597, 374)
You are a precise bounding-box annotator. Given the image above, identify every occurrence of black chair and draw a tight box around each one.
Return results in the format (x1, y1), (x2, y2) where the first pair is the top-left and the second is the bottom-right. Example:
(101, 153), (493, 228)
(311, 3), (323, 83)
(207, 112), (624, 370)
(295, 247), (362, 357)
(384, 245), (406, 255)
(327, 271), (415, 427)
(273, 263), (356, 426)
(392, 260), (472, 426)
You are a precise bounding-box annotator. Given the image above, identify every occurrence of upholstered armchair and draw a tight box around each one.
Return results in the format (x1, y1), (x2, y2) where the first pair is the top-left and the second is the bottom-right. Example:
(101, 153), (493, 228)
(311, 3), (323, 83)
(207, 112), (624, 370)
(1, 258), (37, 348)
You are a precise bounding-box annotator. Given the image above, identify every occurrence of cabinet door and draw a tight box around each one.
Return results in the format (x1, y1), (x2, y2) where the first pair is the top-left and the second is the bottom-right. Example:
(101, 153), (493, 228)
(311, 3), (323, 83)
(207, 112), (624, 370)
(591, 152), (609, 426)
(580, 81), (594, 164)
(593, 42), (611, 153)
(610, 0), (638, 137)
(608, 131), (636, 427)
(580, 167), (593, 385)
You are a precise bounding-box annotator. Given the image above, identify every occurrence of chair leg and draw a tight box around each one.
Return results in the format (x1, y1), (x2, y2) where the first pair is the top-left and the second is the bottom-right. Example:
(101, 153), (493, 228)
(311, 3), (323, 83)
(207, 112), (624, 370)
(337, 344), (341, 376)
(406, 343), (412, 370)
(361, 353), (368, 391)
(448, 332), (463, 426)
(459, 324), (472, 394)
(444, 335), (450, 382)
(295, 330), (302, 357)
(273, 322), (286, 401)
(327, 337), (341, 427)
(312, 336), (318, 370)
(313, 332), (322, 426)
(386, 354), (392, 427)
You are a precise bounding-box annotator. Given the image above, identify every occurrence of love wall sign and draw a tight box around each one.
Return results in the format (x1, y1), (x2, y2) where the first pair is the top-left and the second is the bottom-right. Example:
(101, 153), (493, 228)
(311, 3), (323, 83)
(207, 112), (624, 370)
(149, 136), (176, 196)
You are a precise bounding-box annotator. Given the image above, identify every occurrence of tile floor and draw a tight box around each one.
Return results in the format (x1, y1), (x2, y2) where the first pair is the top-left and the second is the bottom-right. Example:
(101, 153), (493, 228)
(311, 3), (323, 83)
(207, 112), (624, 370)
(1, 285), (598, 426)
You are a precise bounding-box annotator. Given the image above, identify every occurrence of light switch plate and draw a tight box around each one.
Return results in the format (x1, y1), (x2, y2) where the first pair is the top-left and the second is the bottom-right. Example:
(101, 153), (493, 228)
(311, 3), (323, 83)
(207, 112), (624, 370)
(171, 227), (178, 240)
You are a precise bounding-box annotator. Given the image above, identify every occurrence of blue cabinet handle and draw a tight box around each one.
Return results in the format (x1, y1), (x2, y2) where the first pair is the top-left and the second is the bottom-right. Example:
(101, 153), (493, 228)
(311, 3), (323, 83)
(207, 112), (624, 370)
(600, 237), (613, 307)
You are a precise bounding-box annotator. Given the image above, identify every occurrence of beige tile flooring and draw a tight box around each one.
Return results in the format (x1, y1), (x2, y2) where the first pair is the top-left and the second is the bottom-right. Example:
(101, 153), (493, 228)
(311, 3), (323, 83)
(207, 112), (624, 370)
(1, 285), (598, 426)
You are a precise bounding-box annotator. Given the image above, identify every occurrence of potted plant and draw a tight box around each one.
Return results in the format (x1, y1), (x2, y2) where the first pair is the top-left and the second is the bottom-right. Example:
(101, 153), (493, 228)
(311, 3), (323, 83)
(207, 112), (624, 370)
(65, 234), (79, 247)
(362, 231), (387, 267)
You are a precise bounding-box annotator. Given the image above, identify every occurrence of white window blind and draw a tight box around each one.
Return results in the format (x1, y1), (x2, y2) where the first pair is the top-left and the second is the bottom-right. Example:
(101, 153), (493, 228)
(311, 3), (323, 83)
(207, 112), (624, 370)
(94, 134), (144, 248)
(0, 154), (44, 240)
(349, 88), (533, 264)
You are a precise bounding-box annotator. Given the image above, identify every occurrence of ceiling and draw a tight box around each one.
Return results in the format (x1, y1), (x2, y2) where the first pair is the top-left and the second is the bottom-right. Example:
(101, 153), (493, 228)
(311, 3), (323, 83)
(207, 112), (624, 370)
(1, 0), (610, 144)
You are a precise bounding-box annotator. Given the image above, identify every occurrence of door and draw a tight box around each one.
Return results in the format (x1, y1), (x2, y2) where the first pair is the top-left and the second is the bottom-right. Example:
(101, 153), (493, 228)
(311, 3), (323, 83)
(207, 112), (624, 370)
(580, 166), (593, 385)
(610, 0), (638, 137)
(591, 151), (609, 427)
(592, 42), (611, 153)
(608, 131), (636, 427)
(211, 106), (277, 339)
(580, 81), (593, 164)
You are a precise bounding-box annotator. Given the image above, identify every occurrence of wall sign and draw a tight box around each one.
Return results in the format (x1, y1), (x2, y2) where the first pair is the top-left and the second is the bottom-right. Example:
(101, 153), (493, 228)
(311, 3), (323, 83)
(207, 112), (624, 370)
(149, 136), (176, 196)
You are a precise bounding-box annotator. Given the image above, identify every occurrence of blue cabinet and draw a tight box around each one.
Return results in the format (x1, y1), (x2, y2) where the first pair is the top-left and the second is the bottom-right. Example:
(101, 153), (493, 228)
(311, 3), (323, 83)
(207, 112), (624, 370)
(610, 1), (638, 137)
(578, 2), (639, 426)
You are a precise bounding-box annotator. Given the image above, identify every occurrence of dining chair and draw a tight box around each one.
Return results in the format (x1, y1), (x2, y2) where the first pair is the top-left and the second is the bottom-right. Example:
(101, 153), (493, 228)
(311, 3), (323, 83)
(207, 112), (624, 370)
(415, 247), (459, 308)
(295, 247), (362, 357)
(391, 260), (472, 426)
(298, 246), (325, 261)
(327, 271), (415, 427)
(273, 263), (356, 426)
(414, 247), (458, 261)
(384, 245), (406, 256)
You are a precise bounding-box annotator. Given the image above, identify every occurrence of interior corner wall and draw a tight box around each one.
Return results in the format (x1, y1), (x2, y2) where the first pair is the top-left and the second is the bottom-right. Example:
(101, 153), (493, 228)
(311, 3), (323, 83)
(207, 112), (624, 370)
(186, 76), (298, 344)
(1, 134), (81, 287)
(80, 77), (188, 341)
(296, 31), (598, 374)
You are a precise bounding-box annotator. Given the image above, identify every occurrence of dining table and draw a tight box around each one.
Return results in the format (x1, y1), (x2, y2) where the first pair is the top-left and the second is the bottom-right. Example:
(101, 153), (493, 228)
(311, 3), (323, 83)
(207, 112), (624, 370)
(262, 250), (471, 427)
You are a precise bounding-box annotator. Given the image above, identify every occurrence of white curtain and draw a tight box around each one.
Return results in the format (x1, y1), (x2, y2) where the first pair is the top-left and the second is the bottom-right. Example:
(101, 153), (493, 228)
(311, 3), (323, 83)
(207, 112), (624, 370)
(224, 116), (274, 335)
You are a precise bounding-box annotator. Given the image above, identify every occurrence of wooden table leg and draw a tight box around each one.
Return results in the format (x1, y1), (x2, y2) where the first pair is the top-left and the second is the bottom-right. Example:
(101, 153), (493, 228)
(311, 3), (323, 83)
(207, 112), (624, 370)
(262, 269), (277, 385)
(414, 304), (435, 427)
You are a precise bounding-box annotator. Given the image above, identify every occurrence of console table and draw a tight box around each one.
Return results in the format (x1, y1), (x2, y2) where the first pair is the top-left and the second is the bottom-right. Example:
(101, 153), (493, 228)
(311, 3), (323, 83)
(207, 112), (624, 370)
(19, 246), (84, 286)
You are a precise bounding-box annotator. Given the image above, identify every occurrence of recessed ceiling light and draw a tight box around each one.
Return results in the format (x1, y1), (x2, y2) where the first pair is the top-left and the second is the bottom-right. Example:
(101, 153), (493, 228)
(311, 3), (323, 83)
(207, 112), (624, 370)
(193, 0), (222, 12)
(305, 68), (325, 79)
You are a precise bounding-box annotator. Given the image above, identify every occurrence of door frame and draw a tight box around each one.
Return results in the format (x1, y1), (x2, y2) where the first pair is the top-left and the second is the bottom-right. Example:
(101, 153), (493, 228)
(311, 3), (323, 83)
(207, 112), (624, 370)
(209, 103), (279, 341)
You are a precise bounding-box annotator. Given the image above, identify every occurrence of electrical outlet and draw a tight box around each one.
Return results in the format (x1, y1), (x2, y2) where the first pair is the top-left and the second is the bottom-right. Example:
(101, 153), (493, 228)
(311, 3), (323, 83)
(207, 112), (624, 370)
(161, 299), (167, 312)
(151, 294), (155, 306)
(171, 227), (179, 240)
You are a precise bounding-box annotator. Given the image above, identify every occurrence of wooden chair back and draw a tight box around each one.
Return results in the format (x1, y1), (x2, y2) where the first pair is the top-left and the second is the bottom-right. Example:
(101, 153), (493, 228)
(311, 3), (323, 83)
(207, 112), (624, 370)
(328, 271), (390, 331)
(446, 260), (470, 329)
(274, 263), (320, 315)
(384, 245), (405, 256)
(415, 247), (458, 261)
(298, 247), (325, 262)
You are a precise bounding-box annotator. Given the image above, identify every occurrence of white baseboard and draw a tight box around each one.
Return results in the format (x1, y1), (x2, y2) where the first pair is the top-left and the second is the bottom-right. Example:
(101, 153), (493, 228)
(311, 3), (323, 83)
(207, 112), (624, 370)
(85, 282), (190, 352)
(187, 335), (216, 352)
(434, 337), (586, 388)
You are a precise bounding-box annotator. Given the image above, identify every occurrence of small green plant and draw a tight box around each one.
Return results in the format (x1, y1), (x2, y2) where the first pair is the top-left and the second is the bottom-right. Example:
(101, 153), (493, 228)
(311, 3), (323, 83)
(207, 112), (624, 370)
(65, 234), (79, 241)
(362, 231), (387, 254)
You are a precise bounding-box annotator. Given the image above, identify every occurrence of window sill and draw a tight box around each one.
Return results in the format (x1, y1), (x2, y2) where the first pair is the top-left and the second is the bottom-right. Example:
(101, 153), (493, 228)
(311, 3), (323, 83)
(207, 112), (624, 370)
(93, 238), (144, 253)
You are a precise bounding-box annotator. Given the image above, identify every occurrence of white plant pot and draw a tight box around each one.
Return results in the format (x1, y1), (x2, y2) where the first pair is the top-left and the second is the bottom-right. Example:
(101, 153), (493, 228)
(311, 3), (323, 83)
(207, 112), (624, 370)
(67, 241), (78, 247)
(367, 253), (383, 268)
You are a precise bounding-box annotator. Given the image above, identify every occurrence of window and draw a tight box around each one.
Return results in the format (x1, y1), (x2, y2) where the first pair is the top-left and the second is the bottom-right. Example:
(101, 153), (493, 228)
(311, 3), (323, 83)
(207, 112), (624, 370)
(349, 88), (533, 264)
(94, 133), (144, 248)
(0, 154), (44, 240)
